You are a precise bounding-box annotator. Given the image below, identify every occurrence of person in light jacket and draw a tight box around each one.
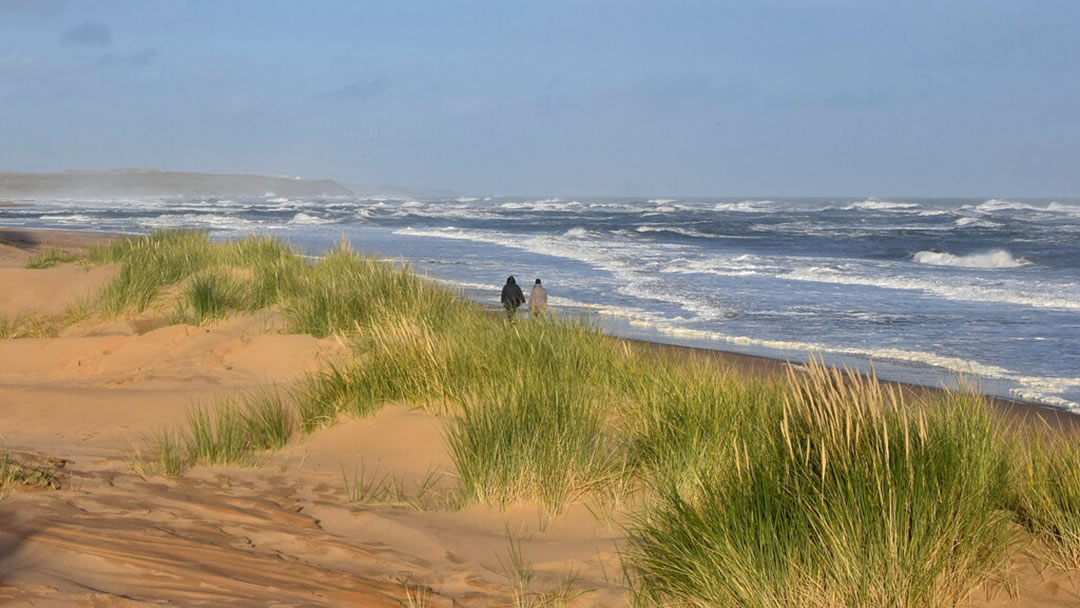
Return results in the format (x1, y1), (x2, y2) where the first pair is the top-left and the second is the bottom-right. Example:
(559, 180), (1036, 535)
(529, 278), (548, 319)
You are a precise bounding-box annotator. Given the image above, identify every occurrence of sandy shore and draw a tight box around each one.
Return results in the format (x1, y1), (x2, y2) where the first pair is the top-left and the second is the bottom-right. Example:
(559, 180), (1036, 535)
(1, 227), (1078, 606)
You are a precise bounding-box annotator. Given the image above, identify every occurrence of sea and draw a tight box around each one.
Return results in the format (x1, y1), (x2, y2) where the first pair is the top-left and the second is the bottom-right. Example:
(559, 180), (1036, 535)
(3, 194), (1079, 411)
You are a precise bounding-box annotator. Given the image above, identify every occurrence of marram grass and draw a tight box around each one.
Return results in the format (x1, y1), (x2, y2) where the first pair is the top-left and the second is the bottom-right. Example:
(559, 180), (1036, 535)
(625, 361), (1015, 608)
(74, 231), (1080, 604)
(1015, 434), (1080, 572)
(134, 389), (294, 475)
(25, 248), (81, 269)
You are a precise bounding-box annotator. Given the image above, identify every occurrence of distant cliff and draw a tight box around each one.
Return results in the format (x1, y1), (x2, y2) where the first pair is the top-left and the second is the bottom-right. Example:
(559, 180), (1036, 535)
(0, 169), (353, 198)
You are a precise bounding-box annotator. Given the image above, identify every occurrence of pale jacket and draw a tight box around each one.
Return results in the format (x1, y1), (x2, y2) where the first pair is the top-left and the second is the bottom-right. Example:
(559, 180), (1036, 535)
(529, 285), (548, 314)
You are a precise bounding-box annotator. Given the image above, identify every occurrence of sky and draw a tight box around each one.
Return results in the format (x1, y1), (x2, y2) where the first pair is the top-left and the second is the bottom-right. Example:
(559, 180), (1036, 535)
(0, 0), (1078, 197)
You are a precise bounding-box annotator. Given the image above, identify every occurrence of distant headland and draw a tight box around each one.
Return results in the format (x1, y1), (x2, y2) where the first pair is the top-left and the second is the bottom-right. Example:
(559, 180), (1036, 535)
(0, 169), (353, 198)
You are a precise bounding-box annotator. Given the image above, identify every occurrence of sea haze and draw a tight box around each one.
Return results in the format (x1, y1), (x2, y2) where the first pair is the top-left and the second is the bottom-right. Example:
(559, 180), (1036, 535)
(4, 194), (1079, 411)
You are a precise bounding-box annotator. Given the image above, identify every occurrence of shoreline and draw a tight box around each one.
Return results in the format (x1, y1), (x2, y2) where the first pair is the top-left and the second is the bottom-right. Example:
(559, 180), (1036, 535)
(4, 225), (1076, 429)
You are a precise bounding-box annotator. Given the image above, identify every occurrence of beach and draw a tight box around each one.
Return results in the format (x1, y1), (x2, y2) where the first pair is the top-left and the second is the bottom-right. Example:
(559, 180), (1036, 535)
(1, 228), (1079, 606)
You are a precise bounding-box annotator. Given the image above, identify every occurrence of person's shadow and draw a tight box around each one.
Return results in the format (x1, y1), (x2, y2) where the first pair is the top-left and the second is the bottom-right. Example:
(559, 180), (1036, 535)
(0, 230), (40, 249)
(0, 510), (34, 586)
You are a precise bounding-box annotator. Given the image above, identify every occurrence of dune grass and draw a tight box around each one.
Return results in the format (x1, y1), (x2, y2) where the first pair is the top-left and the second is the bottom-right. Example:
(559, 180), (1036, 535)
(135, 390), (294, 475)
(77, 230), (1080, 604)
(181, 270), (247, 324)
(625, 362), (1015, 608)
(284, 242), (463, 337)
(449, 379), (616, 512)
(25, 248), (81, 269)
(1015, 434), (1080, 572)
(0, 311), (68, 339)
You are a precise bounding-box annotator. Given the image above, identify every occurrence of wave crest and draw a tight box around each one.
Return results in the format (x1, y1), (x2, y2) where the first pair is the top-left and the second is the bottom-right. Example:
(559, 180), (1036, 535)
(912, 249), (1029, 269)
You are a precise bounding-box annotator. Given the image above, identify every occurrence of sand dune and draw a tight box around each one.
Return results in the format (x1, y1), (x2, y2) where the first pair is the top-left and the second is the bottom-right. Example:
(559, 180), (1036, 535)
(0, 233), (625, 606)
(1, 229), (1079, 606)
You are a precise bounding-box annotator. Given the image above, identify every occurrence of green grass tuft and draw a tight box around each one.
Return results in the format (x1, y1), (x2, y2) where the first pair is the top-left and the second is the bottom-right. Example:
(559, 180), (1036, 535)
(625, 361), (1014, 608)
(25, 248), (80, 269)
(183, 270), (246, 324)
(448, 379), (616, 513)
(1015, 435), (1080, 572)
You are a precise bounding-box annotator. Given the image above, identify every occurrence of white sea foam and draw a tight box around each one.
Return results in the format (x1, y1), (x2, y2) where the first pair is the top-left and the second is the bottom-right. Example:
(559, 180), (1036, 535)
(648, 198), (677, 204)
(661, 254), (774, 276)
(636, 225), (714, 239)
(964, 199), (1053, 214)
(38, 214), (96, 224)
(137, 213), (261, 231)
(781, 266), (1078, 310)
(288, 212), (335, 225)
(563, 227), (600, 238)
(1048, 202), (1080, 215)
(912, 249), (1030, 269)
(843, 200), (921, 212)
(954, 217), (998, 228)
(713, 200), (777, 212)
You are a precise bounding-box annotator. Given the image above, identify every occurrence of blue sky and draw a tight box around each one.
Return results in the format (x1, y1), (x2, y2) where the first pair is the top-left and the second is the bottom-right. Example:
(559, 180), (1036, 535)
(1, 0), (1077, 197)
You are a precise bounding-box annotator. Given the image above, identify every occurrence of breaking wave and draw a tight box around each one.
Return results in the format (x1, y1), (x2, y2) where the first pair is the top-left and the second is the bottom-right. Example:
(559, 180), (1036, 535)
(912, 249), (1030, 269)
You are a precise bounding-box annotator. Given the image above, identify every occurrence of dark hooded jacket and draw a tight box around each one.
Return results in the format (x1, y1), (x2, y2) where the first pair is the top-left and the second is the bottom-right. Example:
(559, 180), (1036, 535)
(501, 276), (526, 309)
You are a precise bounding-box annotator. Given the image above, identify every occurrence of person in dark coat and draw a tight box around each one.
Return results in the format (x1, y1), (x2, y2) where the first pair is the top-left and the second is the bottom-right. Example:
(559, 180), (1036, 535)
(500, 275), (526, 320)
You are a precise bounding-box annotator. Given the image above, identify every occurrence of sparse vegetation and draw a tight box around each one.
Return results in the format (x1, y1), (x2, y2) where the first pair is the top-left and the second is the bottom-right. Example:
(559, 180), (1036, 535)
(25, 248), (80, 269)
(134, 390), (294, 474)
(341, 462), (448, 510)
(0, 451), (63, 498)
(499, 530), (583, 608)
(0, 311), (67, 339)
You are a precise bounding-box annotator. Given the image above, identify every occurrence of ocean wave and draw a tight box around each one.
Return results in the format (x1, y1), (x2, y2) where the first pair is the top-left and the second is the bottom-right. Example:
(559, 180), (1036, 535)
(635, 225), (714, 239)
(1048, 202), (1080, 215)
(564, 227), (601, 238)
(961, 198), (1076, 215)
(648, 198), (678, 204)
(137, 213), (262, 231)
(842, 199), (921, 212)
(780, 267), (1077, 310)
(954, 217), (998, 228)
(972, 199), (1038, 213)
(661, 254), (775, 276)
(713, 200), (777, 213)
(288, 212), (336, 225)
(38, 213), (97, 224)
(912, 249), (1030, 269)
